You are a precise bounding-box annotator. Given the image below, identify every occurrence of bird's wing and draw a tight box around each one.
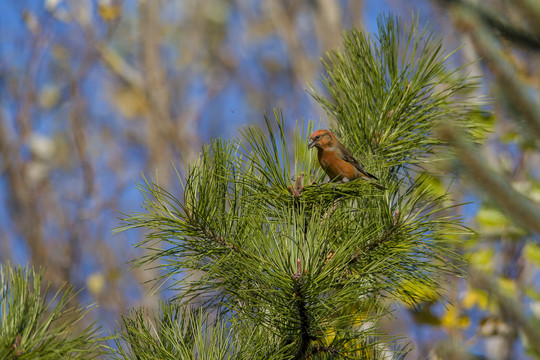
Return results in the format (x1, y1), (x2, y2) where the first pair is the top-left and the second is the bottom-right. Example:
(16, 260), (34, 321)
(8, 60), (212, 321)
(339, 147), (379, 181)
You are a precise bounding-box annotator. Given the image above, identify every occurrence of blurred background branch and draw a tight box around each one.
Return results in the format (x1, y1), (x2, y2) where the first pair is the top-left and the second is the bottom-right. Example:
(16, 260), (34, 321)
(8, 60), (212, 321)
(440, 125), (540, 234)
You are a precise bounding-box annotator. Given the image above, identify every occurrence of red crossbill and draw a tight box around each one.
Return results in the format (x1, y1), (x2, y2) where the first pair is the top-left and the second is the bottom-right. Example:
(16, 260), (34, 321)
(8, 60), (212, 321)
(308, 129), (385, 190)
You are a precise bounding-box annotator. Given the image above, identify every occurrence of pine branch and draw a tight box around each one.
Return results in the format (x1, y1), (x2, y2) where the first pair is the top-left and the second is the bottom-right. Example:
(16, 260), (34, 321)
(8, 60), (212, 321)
(117, 14), (478, 359)
(311, 15), (480, 170)
(0, 263), (108, 359)
(112, 301), (289, 360)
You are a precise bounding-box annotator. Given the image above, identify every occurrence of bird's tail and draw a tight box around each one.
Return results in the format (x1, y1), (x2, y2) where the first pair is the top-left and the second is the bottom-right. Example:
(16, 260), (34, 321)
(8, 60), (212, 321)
(370, 181), (386, 190)
(360, 170), (385, 190)
(360, 169), (379, 181)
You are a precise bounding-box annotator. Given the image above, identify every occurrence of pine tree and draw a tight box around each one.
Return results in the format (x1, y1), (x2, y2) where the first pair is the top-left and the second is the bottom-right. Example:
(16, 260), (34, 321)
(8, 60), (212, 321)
(0, 263), (107, 359)
(112, 15), (479, 359)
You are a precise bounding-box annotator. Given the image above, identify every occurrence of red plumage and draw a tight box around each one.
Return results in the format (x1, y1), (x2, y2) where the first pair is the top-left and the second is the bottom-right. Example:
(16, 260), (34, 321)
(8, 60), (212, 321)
(308, 129), (385, 189)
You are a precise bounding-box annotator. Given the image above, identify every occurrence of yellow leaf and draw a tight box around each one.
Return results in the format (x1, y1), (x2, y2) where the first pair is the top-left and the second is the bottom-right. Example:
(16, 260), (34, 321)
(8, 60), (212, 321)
(468, 110), (495, 141)
(418, 173), (446, 197)
(398, 278), (440, 305)
(86, 272), (106, 297)
(462, 287), (489, 310)
(476, 206), (525, 238)
(467, 248), (495, 272)
(320, 328), (336, 346)
(477, 207), (511, 227)
(39, 85), (61, 109)
(99, 4), (122, 21)
(441, 306), (470, 329)
(526, 287), (540, 302)
(524, 243), (540, 267)
(498, 277), (517, 296)
(500, 129), (519, 143)
(351, 311), (368, 327)
(530, 183), (540, 203)
(113, 87), (148, 119)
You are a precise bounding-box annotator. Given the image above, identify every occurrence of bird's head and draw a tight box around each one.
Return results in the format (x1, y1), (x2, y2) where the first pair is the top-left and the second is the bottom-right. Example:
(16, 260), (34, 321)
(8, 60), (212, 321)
(308, 129), (335, 150)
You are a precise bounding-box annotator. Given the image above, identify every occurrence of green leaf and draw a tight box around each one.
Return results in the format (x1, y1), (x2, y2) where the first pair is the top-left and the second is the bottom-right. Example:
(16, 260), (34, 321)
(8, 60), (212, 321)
(524, 243), (540, 267)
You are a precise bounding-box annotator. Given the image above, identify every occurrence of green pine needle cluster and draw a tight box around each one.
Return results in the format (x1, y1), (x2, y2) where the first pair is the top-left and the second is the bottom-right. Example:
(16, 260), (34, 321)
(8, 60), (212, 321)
(312, 15), (480, 169)
(111, 301), (298, 360)
(113, 14), (478, 359)
(0, 263), (107, 359)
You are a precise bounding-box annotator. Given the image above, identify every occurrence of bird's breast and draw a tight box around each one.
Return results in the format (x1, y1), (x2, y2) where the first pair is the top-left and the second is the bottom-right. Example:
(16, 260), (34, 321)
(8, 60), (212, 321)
(318, 152), (329, 170)
(318, 152), (344, 181)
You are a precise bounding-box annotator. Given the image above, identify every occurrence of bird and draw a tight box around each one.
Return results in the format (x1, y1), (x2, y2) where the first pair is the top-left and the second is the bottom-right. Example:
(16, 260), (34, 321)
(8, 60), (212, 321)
(308, 129), (385, 189)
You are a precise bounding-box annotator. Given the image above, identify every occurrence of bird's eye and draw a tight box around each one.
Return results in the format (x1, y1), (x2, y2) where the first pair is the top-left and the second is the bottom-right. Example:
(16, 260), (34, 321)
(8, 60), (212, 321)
(315, 135), (320, 140)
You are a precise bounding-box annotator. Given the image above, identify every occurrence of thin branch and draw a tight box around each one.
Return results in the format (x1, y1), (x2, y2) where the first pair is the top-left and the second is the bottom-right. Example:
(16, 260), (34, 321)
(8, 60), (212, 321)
(440, 125), (540, 234)
(449, 3), (540, 139)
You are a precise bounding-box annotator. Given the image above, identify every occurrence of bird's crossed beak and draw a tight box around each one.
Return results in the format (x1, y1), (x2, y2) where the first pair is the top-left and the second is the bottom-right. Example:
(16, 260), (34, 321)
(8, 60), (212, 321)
(308, 140), (315, 149)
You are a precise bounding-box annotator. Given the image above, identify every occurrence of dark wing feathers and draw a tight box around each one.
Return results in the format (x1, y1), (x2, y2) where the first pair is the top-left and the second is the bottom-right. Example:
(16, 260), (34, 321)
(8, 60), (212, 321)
(339, 147), (379, 181)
